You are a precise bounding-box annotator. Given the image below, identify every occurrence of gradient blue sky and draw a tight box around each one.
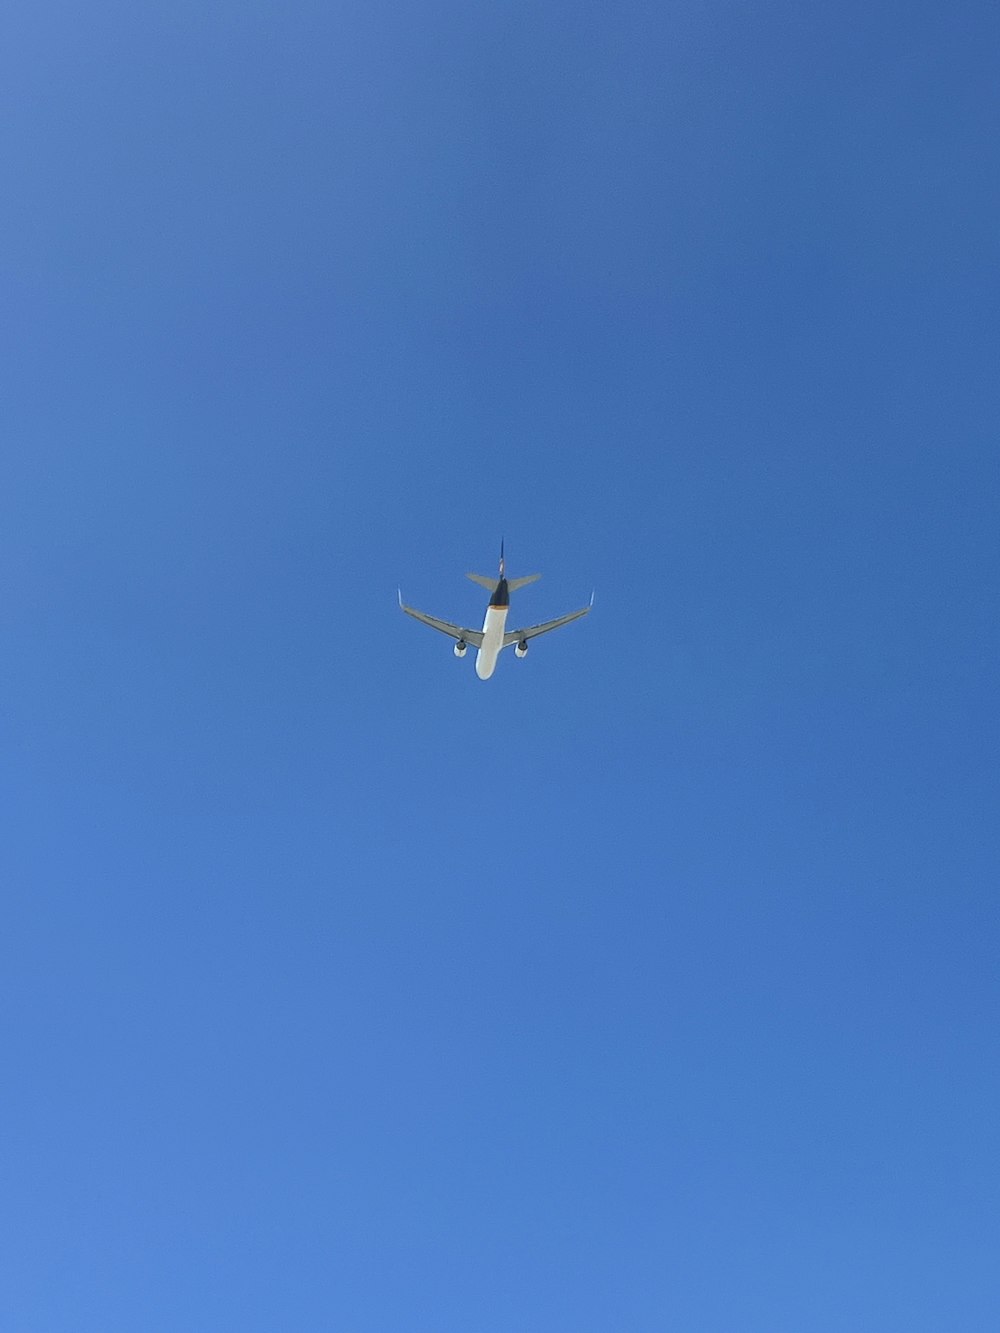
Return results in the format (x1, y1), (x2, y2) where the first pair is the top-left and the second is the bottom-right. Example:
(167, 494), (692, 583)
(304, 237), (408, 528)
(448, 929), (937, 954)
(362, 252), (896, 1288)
(2, 2), (998, 1329)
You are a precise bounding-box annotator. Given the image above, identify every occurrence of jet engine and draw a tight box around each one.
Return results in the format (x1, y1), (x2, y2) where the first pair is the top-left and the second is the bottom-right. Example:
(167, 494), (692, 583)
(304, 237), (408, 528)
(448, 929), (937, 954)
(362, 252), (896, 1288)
(514, 640), (528, 658)
(454, 641), (467, 658)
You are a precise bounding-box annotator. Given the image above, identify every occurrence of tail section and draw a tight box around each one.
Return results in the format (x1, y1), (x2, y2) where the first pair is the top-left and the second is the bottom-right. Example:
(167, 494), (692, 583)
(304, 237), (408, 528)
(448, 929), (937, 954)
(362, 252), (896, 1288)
(467, 542), (540, 592)
(467, 572), (540, 591)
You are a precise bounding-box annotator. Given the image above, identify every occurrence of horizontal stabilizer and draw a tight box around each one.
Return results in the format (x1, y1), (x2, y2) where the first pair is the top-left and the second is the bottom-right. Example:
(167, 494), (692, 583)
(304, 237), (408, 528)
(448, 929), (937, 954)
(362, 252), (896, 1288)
(466, 573), (497, 591)
(507, 574), (541, 592)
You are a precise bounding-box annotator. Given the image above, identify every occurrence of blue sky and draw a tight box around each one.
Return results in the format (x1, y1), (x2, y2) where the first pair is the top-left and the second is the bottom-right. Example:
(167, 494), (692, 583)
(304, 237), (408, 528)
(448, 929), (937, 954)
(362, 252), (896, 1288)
(2, 1), (998, 1328)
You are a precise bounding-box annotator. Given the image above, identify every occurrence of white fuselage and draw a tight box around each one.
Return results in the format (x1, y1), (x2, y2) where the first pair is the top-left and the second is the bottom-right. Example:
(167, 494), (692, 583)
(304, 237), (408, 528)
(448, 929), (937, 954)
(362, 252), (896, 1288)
(476, 604), (508, 679)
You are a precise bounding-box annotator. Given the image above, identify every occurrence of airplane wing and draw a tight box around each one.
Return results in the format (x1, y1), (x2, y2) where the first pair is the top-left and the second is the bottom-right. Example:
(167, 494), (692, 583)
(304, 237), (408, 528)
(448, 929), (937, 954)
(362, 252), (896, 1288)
(398, 593), (484, 647)
(502, 597), (593, 647)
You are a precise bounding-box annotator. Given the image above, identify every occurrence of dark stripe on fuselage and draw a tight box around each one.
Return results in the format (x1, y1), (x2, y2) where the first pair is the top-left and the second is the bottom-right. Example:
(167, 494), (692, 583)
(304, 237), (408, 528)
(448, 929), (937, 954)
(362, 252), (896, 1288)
(489, 577), (509, 609)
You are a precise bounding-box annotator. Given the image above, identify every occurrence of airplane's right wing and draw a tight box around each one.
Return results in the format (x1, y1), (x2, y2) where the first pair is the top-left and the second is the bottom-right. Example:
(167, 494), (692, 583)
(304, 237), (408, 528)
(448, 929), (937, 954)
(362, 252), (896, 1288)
(398, 594), (483, 647)
(502, 596), (592, 647)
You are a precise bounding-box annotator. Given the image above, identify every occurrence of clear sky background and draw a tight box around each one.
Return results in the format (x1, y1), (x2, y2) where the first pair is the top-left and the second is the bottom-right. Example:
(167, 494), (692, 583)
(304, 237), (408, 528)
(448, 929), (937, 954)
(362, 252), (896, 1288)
(2, 2), (998, 1329)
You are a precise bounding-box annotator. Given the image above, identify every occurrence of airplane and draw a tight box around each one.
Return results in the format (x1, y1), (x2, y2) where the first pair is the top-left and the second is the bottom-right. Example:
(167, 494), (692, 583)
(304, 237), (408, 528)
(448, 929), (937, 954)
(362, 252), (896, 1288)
(399, 541), (592, 680)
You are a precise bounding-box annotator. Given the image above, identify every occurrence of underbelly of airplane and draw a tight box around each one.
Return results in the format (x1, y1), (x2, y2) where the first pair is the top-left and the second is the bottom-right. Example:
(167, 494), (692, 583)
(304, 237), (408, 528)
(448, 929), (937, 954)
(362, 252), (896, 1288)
(475, 606), (508, 679)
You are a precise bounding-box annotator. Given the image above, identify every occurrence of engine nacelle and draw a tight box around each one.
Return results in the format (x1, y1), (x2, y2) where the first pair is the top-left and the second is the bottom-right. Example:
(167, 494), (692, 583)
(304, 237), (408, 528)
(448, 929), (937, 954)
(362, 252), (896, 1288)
(454, 640), (467, 658)
(514, 640), (528, 658)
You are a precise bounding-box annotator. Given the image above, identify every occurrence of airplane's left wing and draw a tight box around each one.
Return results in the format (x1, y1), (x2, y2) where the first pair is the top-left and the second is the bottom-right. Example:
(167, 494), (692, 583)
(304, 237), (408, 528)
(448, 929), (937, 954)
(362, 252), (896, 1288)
(502, 596), (593, 648)
(398, 593), (483, 647)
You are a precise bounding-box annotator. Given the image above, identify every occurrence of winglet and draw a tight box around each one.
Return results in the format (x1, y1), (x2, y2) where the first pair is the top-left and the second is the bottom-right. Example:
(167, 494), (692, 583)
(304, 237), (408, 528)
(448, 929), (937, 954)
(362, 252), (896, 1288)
(590, 589), (595, 607)
(398, 588), (404, 608)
